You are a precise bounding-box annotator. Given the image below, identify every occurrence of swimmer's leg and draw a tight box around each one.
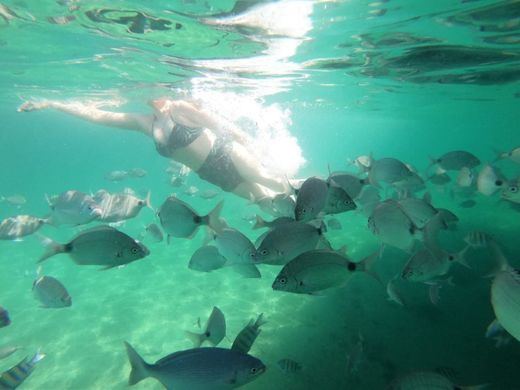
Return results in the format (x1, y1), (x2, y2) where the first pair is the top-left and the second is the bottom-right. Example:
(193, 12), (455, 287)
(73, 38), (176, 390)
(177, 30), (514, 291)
(232, 182), (274, 202)
(229, 143), (289, 194)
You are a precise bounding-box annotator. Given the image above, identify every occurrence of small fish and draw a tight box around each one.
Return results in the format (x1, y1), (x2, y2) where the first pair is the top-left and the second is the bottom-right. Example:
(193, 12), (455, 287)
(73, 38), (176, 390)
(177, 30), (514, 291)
(326, 217), (343, 230)
(184, 186), (199, 196)
(128, 168), (147, 178)
(2, 194), (27, 207)
(368, 157), (413, 187)
(272, 249), (367, 295)
(428, 172), (451, 185)
(96, 191), (152, 223)
(38, 225), (149, 270)
(141, 223), (164, 243)
(33, 275), (71, 308)
(459, 199), (476, 208)
(430, 150), (480, 171)
(0, 215), (46, 240)
(124, 343), (265, 389)
(213, 228), (260, 278)
(254, 221), (326, 265)
(495, 146), (520, 164)
(46, 190), (102, 226)
(388, 370), (482, 390)
(252, 215), (294, 230)
(464, 231), (494, 248)
(477, 164), (504, 196)
(501, 181), (520, 204)
(328, 172), (366, 199)
(436, 208), (459, 230)
(0, 350), (46, 389)
(397, 196), (438, 229)
(188, 245), (227, 273)
(294, 177), (328, 221)
(457, 167), (474, 187)
(231, 314), (266, 354)
(323, 183), (357, 215)
(169, 175), (185, 187)
(158, 197), (225, 239)
(348, 154), (373, 173)
(186, 307), (226, 348)
(490, 244), (520, 343)
(277, 358), (302, 373)
(199, 189), (220, 200)
(105, 170), (128, 181)
(0, 346), (19, 360)
(368, 200), (418, 252)
(0, 306), (10, 328)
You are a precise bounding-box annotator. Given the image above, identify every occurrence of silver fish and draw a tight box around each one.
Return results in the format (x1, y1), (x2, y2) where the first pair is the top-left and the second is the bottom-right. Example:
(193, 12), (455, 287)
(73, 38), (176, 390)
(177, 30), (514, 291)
(323, 183), (357, 215)
(457, 167), (474, 187)
(231, 313), (266, 354)
(0, 306), (10, 328)
(214, 228), (260, 278)
(368, 157), (413, 187)
(38, 225), (149, 269)
(272, 249), (363, 294)
(0, 350), (46, 389)
(348, 154), (373, 173)
(495, 146), (520, 164)
(368, 200), (418, 252)
(105, 170), (128, 181)
(271, 194), (296, 217)
(0, 346), (19, 360)
(401, 247), (451, 283)
(252, 215), (294, 230)
(477, 164), (504, 196)
(1, 194), (27, 207)
(184, 186), (199, 196)
(428, 173), (451, 185)
(158, 197), (225, 239)
(128, 168), (147, 178)
(46, 190), (102, 226)
(254, 221), (326, 265)
(464, 231), (494, 248)
(326, 217), (343, 230)
(276, 358), (302, 373)
(328, 172), (366, 199)
(125, 343), (265, 390)
(431, 150), (480, 171)
(397, 197), (438, 229)
(389, 371), (468, 390)
(188, 245), (227, 273)
(96, 191), (151, 223)
(294, 177), (328, 221)
(0, 215), (46, 240)
(33, 275), (71, 308)
(501, 180), (520, 204)
(141, 223), (164, 243)
(186, 306), (226, 348)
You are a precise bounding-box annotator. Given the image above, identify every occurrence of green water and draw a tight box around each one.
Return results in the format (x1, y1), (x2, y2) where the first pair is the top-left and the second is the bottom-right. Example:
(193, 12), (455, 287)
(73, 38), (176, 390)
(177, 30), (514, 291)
(1, 0), (519, 389)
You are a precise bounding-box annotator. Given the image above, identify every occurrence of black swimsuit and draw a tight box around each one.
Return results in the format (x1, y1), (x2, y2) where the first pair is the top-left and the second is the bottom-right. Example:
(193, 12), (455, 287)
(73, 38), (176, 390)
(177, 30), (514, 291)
(154, 119), (244, 192)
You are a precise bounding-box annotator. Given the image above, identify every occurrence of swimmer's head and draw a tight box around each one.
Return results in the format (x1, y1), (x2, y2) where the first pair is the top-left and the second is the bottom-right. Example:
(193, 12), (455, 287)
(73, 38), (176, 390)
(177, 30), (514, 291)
(148, 97), (172, 113)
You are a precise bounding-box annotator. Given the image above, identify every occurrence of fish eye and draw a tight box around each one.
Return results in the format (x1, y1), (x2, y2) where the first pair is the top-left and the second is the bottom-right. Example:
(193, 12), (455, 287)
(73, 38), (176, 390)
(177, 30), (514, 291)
(261, 249), (268, 256)
(509, 185), (518, 193)
(250, 367), (258, 374)
(131, 247), (139, 254)
(278, 277), (287, 285)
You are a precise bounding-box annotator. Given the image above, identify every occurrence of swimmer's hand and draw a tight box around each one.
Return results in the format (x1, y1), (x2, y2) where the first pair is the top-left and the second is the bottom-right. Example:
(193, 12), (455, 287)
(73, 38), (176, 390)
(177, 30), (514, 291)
(17, 100), (51, 112)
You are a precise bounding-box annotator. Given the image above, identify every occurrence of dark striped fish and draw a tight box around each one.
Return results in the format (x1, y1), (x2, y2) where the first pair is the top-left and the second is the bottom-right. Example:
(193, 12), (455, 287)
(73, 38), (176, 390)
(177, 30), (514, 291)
(276, 358), (302, 373)
(0, 306), (10, 328)
(231, 314), (266, 354)
(0, 350), (45, 389)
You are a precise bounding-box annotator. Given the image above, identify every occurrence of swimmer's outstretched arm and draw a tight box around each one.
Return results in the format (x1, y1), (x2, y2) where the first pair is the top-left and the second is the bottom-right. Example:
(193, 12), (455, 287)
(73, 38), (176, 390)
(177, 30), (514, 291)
(17, 100), (154, 136)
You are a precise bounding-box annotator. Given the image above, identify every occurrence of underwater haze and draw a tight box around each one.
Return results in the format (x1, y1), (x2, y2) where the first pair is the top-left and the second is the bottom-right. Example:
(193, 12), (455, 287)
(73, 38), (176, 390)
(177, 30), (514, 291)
(1, 0), (520, 389)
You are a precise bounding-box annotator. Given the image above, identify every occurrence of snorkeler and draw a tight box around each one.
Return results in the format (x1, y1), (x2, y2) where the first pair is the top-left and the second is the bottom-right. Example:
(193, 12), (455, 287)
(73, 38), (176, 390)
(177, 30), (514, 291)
(17, 97), (290, 202)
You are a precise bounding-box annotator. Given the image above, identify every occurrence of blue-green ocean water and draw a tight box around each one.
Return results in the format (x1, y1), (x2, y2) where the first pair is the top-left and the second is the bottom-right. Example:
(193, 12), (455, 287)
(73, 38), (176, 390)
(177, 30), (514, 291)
(1, 0), (520, 389)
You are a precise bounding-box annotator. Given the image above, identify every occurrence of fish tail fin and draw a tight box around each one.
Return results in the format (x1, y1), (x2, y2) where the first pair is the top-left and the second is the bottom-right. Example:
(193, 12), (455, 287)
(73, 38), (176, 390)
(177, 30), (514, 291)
(37, 235), (66, 263)
(185, 331), (203, 348)
(207, 200), (227, 234)
(357, 251), (384, 287)
(455, 245), (471, 268)
(492, 148), (504, 163)
(124, 342), (150, 386)
(253, 215), (265, 230)
(144, 191), (154, 211)
(255, 313), (267, 328)
(29, 349), (46, 366)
